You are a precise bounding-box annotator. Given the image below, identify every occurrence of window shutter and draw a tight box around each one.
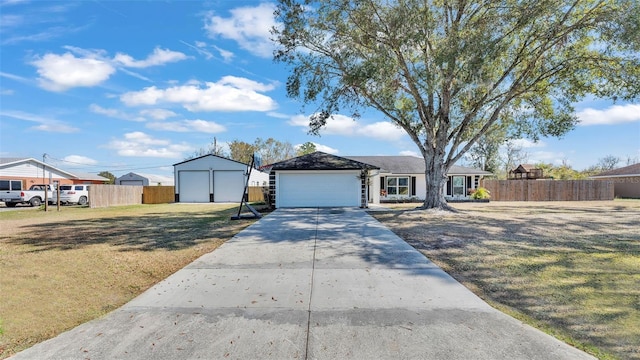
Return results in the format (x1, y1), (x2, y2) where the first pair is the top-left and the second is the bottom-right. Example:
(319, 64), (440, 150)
(446, 177), (452, 196)
(380, 177), (385, 190)
(411, 176), (416, 196)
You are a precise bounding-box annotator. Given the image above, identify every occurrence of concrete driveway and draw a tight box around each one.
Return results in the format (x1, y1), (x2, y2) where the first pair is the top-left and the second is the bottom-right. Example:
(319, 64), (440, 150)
(10, 208), (593, 359)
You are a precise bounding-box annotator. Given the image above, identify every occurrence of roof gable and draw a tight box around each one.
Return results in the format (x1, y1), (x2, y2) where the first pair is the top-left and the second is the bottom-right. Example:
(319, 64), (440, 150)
(172, 153), (248, 167)
(270, 152), (379, 171)
(592, 163), (640, 177)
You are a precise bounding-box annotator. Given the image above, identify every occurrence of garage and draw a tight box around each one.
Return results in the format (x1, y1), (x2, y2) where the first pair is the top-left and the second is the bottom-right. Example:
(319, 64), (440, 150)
(268, 152), (379, 208)
(277, 171), (360, 207)
(178, 171), (210, 203)
(213, 171), (245, 202)
(119, 180), (144, 186)
(173, 154), (248, 203)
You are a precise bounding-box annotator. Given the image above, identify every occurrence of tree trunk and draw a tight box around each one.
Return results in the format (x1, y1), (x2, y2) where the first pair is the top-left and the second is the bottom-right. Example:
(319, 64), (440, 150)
(420, 154), (452, 210)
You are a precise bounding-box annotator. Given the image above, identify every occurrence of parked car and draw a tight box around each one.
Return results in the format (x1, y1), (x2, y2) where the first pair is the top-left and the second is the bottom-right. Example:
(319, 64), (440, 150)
(1, 179), (24, 207)
(53, 184), (90, 205)
(2, 183), (56, 207)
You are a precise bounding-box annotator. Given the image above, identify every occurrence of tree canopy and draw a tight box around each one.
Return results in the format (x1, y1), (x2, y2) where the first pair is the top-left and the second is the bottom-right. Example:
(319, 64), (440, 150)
(296, 141), (317, 156)
(273, 0), (640, 208)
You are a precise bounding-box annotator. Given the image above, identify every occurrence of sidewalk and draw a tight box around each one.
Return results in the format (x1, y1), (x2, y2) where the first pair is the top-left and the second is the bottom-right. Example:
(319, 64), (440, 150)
(10, 208), (593, 359)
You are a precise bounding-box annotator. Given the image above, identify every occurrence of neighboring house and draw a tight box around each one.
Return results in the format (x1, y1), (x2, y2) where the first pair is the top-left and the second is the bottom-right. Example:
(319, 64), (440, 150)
(173, 154), (249, 203)
(346, 156), (493, 203)
(0, 157), (108, 187)
(248, 169), (269, 187)
(267, 152), (379, 208)
(590, 163), (640, 199)
(508, 164), (545, 180)
(116, 172), (175, 186)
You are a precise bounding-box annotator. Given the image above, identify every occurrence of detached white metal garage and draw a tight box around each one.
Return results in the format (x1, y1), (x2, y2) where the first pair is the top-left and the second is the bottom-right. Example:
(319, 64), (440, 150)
(173, 155), (247, 203)
(268, 152), (379, 208)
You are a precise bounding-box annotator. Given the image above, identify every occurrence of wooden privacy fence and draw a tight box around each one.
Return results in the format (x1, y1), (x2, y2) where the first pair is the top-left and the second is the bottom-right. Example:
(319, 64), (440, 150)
(481, 180), (614, 201)
(142, 186), (175, 204)
(89, 185), (143, 208)
(248, 186), (268, 202)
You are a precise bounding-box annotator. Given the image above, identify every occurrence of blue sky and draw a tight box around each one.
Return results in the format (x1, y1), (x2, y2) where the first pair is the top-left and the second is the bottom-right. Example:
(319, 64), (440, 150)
(1, 0), (639, 177)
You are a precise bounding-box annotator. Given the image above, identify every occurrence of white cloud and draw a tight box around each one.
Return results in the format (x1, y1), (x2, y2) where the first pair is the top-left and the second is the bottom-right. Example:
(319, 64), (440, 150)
(146, 119), (226, 133)
(31, 52), (116, 91)
(529, 151), (566, 165)
(0, 109), (79, 133)
(1, 89), (14, 95)
(213, 45), (234, 62)
(313, 143), (339, 154)
(289, 114), (406, 142)
(203, 3), (278, 58)
(113, 47), (188, 68)
(507, 139), (546, 148)
(577, 104), (640, 126)
(106, 132), (192, 158)
(295, 142), (339, 154)
(139, 108), (178, 120)
(63, 155), (97, 165)
(89, 104), (145, 121)
(399, 150), (421, 157)
(359, 122), (405, 141)
(120, 77), (277, 112)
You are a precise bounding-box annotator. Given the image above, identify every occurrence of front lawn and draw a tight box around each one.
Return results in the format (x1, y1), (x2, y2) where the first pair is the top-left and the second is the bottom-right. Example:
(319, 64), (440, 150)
(0, 203), (257, 359)
(372, 200), (640, 360)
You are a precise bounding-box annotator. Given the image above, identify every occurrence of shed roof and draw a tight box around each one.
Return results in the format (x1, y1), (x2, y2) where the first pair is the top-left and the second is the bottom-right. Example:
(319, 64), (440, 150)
(172, 153), (248, 167)
(345, 156), (492, 175)
(591, 163), (640, 178)
(270, 152), (379, 171)
(0, 157), (108, 181)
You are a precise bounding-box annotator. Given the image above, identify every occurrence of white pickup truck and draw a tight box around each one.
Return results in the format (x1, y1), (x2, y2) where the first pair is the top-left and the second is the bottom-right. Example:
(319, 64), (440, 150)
(2, 184), (56, 207)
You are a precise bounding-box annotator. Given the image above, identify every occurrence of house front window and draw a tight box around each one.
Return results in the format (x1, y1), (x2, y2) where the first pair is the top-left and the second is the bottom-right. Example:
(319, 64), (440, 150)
(386, 177), (409, 196)
(452, 176), (465, 196)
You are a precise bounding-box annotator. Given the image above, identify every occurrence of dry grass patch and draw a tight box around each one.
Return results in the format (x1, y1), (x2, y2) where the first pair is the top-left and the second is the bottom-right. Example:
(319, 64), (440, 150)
(0, 203), (258, 359)
(371, 200), (640, 360)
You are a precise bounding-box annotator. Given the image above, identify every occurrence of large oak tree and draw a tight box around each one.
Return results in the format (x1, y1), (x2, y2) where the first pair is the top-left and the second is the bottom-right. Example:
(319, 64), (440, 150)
(273, 0), (640, 209)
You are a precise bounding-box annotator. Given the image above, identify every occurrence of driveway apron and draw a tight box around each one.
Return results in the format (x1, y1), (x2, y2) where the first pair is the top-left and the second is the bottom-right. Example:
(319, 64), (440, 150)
(10, 208), (593, 360)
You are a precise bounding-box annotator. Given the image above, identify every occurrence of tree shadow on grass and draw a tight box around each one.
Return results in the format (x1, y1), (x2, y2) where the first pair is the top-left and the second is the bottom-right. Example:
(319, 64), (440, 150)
(372, 206), (640, 359)
(1, 209), (255, 252)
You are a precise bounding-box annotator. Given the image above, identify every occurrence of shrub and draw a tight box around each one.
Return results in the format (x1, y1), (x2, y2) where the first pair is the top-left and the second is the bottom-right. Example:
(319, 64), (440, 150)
(471, 187), (491, 200)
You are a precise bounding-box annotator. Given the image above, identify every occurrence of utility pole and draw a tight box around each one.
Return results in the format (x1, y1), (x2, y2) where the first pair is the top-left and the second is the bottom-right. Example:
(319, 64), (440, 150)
(43, 153), (48, 211)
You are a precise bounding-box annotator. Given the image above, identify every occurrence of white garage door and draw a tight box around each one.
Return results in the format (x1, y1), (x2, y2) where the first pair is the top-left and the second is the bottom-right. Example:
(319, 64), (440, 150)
(179, 171), (210, 202)
(278, 172), (360, 207)
(119, 180), (144, 186)
(214, 171), (245, 202)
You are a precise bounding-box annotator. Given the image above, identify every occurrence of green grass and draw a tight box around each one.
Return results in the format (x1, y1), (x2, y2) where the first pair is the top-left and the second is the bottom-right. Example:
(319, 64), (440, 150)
(0, 203), (258, 359)
(372, 200), (640, 360)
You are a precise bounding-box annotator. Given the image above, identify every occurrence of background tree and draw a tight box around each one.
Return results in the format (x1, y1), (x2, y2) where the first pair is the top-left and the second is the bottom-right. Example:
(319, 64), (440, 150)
(296, 141), (317, 156)
(186, 137), (228, 160)
(597, 155), (621, 171)
(501, 140), (529, 179)
(465, 128), (505, 174)
(98, 171), (116, 184)
(228, 140), (256, 164)
(255, 137), (296, 164)
(274, 0), (640, 209)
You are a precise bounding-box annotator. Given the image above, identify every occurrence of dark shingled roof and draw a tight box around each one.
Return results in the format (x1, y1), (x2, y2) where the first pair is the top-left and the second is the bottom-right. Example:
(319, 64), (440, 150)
(345, 156), (492, 175)
(591, 163), (640, 177)
(270, 152), (379, 171)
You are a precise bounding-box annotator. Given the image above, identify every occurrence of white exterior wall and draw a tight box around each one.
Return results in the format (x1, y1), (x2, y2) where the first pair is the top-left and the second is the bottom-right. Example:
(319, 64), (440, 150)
(248, 169), (269, 186)
(116, 173), (149, 186)
(0, 160), (72, 181)
(173, 155), (248, 202)
(370, 173), (426, 203)
(276, 170), (361, 208)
